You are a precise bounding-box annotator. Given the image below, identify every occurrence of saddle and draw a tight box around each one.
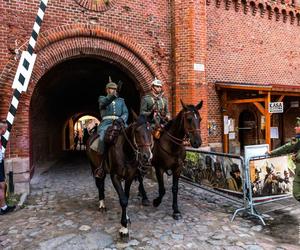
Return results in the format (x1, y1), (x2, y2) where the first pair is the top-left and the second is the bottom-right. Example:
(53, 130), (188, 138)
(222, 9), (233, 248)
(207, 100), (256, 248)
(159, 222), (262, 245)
(152, 114), (168, 140)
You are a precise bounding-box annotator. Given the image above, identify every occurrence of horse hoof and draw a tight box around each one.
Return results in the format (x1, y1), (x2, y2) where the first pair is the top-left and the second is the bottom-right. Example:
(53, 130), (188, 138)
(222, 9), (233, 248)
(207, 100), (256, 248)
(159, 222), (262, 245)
(173, 212), (182, 220)
(153, 198), (161, 207)
(99, 207), (107, 212)
(119, 227), (129, 238)
(142, 198), (150, 206)
(98, 200), (106, 212)
(119, 232), (129, 238)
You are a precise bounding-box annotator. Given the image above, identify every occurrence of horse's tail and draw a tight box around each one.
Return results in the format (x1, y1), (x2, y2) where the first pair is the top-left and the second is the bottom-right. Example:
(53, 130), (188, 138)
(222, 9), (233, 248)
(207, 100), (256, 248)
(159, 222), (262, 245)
(86, 132), (101, 176)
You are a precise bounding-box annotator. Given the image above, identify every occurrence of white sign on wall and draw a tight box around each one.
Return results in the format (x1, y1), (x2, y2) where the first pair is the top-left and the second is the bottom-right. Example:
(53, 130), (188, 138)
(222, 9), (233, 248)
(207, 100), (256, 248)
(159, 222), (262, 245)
(270, 127), (279, 139)
(269, 102), (283, 113)
(224, 115), (229, 134)
(193, 63), (205, 72)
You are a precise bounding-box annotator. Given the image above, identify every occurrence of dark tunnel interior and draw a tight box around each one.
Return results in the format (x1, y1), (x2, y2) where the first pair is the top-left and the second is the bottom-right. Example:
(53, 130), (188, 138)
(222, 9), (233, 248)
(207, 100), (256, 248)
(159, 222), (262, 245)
(30, 57), (141, 166)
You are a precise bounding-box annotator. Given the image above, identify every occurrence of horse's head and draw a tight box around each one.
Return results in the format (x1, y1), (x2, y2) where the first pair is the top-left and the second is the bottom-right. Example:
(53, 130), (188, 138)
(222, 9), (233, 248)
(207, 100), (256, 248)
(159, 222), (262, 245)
(180, 99), (203, 148)
(131, 110), (154, 166)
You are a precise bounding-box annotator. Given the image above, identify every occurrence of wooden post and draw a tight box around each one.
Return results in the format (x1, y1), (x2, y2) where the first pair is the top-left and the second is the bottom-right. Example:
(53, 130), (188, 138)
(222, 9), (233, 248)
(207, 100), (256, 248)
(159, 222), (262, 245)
(222, 91), (229, 153)
(265, 92), (271, 148)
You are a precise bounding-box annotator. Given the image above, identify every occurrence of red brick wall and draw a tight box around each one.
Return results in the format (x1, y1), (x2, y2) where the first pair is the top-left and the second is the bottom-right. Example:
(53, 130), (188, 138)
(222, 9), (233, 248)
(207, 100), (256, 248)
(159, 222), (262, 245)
(206, 0), (300, 143)
(0, 0), (172, 160)
(173, 0), (209, 145)
(0, 0), (299, 163)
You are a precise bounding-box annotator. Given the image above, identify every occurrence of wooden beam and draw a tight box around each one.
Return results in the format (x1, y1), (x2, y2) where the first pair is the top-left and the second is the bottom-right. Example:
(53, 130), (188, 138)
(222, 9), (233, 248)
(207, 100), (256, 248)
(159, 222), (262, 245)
(253, 102), (266, 115)
(265, 92), (271, 148)
(227, 98), (265, 104)
(222, 91), (229, 154)
(216, 83), (272, 92)
(263, 91), (300, 97)
(277, 95), (285, 102)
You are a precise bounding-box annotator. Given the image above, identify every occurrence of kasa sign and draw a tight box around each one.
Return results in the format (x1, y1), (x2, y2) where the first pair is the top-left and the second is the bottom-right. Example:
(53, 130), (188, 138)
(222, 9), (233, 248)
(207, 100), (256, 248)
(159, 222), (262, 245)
(269, 102), (284, 113)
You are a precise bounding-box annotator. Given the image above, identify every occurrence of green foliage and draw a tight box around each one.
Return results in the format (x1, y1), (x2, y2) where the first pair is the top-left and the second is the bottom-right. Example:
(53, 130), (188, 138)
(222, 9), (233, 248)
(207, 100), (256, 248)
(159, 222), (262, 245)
(186, 151), (200, 164)
(6, 193), (20, 206)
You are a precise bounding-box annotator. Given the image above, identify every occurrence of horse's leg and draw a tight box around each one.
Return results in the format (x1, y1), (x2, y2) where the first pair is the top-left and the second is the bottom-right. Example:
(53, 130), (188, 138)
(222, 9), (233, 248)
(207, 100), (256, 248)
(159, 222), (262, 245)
(124, 178), (134, 224)
(153, 167), (165, 207)
(95, 175), (106, 211)
(172, 171), (182, 220)
(111, 174), (129, 237)
(125, 178), (133, 199)
(137, 172), (150, 206)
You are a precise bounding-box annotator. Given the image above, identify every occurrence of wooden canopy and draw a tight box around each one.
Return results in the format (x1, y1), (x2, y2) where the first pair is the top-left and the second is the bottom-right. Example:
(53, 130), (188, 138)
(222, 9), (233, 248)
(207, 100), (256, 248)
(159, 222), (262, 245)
(215, 82), (300, 153)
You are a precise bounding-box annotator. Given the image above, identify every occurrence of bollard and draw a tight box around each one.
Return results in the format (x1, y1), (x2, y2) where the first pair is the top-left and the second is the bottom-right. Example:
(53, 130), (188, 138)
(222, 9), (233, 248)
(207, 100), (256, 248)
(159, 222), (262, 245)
(8, 171), (14, 194)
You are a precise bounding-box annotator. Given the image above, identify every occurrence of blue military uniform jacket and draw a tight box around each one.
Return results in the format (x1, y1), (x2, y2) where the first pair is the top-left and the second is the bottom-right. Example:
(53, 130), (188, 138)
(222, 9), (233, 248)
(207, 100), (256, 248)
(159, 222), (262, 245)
(98, 94), (128, 154)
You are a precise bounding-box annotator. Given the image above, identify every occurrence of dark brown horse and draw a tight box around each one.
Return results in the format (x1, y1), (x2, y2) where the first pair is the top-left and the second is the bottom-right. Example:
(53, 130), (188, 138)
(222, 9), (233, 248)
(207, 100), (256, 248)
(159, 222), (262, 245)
(151, 100), (203, 219)
(86, 112), (153, 237)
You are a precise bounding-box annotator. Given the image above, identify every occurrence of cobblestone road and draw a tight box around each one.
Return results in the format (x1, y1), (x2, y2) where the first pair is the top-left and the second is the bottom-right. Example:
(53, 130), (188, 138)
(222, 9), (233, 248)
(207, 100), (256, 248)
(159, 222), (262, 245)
(0, 152), (299, 250)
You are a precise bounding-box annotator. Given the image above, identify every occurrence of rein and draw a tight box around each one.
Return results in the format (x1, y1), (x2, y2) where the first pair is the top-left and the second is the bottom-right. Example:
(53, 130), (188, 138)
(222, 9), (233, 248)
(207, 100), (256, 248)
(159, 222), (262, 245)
(120, 124), (139, 158)
(120, 123), (152, 173)
(159, 109), (200, 155)
(165, 131), (184, 145)
(165, 110), (200, 145)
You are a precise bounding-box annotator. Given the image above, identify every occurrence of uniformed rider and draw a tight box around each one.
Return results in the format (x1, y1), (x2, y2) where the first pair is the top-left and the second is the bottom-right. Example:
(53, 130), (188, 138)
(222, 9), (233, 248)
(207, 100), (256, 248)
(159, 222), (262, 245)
(140, 78), (170, 138)
(269, 117), (300, 202)
(96, 78), (128, 176)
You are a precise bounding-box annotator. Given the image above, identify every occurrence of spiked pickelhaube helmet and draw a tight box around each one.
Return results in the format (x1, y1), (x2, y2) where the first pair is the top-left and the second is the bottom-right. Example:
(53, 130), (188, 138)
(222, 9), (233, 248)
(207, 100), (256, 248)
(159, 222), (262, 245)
(106, 76), (118, 89)
(151, 77), (163, 87)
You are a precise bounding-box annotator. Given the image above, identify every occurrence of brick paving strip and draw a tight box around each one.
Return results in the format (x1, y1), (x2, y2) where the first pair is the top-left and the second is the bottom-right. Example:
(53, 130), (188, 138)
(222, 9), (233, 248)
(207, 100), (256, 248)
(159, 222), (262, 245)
(0, 153), (299, 250)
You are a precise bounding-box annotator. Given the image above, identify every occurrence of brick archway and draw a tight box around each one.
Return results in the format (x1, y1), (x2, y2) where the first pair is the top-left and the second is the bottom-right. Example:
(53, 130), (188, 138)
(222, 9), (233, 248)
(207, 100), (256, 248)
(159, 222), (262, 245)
(30, 37), (155, 96)
(0, 25), (165, 192)
(0, 24), (165, 115)
(31, 24), (165, 95)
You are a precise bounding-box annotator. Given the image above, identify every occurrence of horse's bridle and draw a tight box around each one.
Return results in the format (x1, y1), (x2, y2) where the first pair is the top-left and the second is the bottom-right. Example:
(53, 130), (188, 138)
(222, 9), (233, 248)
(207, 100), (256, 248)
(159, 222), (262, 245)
(183, 110), (201, 133)
(121, 122), (153, 166)
(165, 110), (200, 145)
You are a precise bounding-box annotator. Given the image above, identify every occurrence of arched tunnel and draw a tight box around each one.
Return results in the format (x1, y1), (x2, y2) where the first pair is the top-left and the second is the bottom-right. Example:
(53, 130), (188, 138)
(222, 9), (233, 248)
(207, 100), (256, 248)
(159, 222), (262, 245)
(30, 57), (141, 170)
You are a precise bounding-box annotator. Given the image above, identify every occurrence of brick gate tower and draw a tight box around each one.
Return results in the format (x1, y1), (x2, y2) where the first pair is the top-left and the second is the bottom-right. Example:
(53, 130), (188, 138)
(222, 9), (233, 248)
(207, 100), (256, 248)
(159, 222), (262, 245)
(0, 0), (299, 193)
